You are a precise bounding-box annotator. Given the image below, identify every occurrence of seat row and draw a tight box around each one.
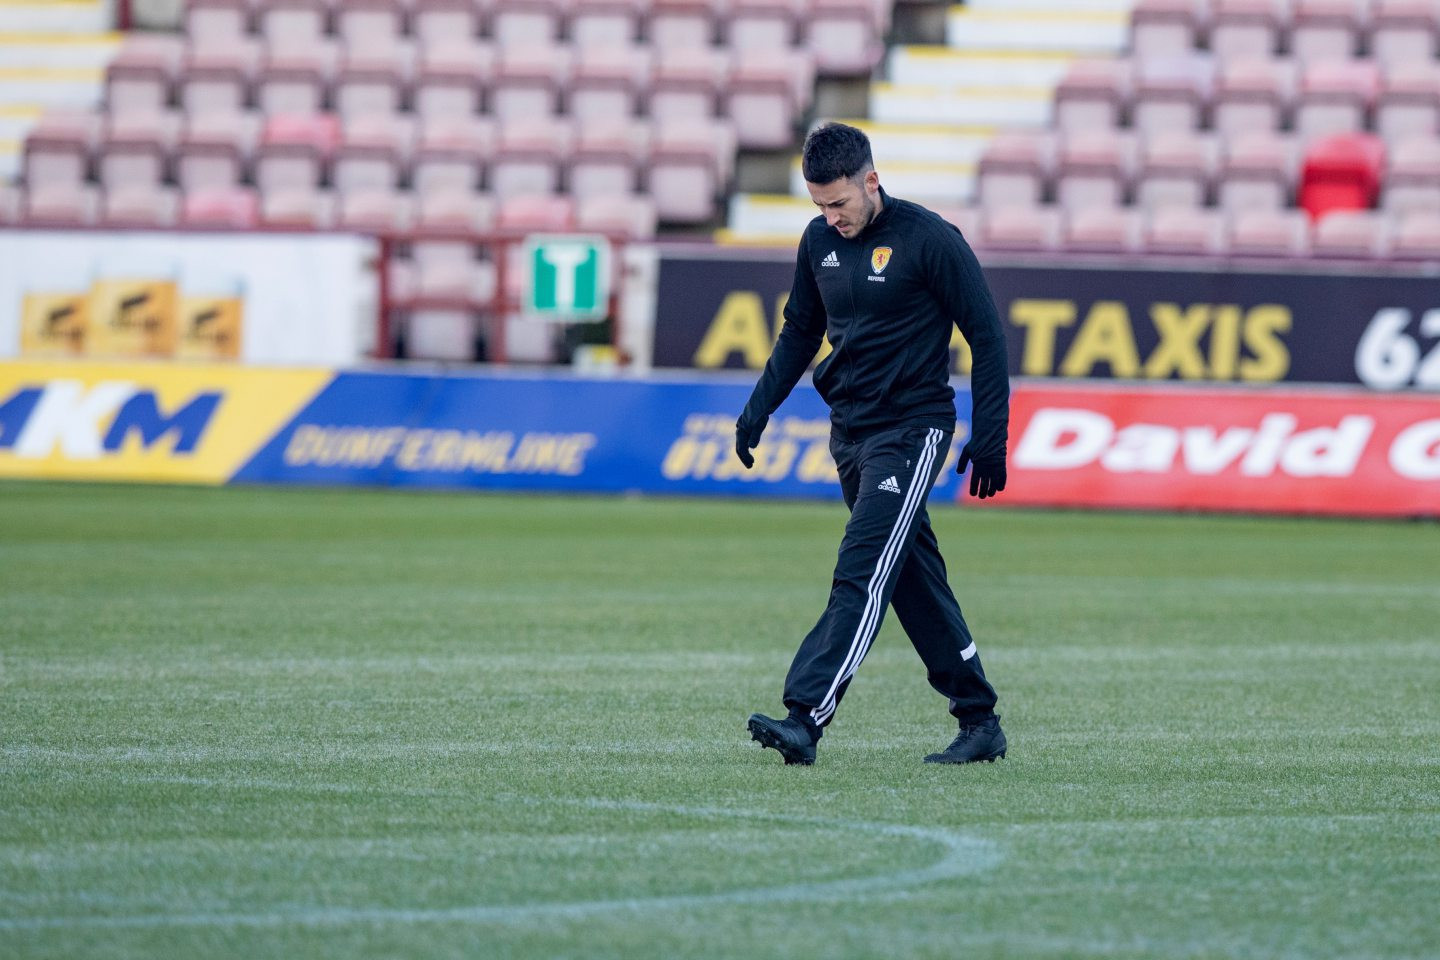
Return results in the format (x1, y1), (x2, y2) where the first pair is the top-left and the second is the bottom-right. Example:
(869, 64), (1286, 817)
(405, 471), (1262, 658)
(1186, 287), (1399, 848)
(977, 126), (1440, 215)
(24, 109), (733, 225)
(964, 202), (1440, 261)
(105, 34), (813, 148)
(1132, 0), (1440, 62)
(1054, 54), (1440, 144)
(183, 0), (888, 76)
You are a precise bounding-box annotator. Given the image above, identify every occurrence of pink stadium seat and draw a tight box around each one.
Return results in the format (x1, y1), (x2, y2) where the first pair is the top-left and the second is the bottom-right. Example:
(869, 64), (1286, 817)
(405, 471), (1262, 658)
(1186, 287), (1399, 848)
(1131, 56), (1212, 136)
(648, 119), (727, 223)
(727, 0), (802, 49)
(568, 0), (647, 45)
(181, 186), (260, 228)
(497, 192), (575, 231)
(975, 131), (1053, 210)
(1134, 131), (1215, 209)
(106, 36), (182, 113)
(254, 113), (340, 193)
(1208, 0), (1287, 61)
(256, 47), (328, 116)
(100, 185), (179, 227)
(0, 183), (19, 224)
(1217, 130), (1296, 212)
(22, 111), (94, 189)
(1055, 129), (1134, 212)
(1129, 0), (1204, 59)
(803, 0), (884, 77)
(333, 115), (407, 196)
(1290, 0), (1366, 63)
(97, 110), (175, 194)
(1212, 57), (1295, 138)
(334, 44), (408, 120)
(1297, 131), (1384, 219)
(258, 0), (328, 50)
(260, 185), (336, 228)
(1063, 206), (1143, 254)
(1368, 0), (1439, 62)
(412, 0), (484, 44)
(1053, 59), (1132, 133)
(575, 191), (658, 239)
(176, 110), (254, 192)
(1390, 209), (1440, 259)
(489, 116), (570, 197)
(569, 117), (646, 199)
(179, 43), (256, 115)
(725, 48), (813, 150)
(568, 43), (651, 119)
(413, 40), (492, 120)
(1228, 207), (1311, 256)
(335, 0), (406, 49)
(23, 183), (98, 226)
(412, 115), (493, 195)
(1375, 62), (1440, 142)
(413, 187), (496, 232)
(648, 46), (724, 123)
(185, 0), (251, 43)
(490, 43), (569, 122)
(976, 204), (1063, 252)
(647, 0), (719, 48)
(1380, 135), (1440, 211)
(337, 188), (414, 232)
(1310, 209), (1393, 257)
(492, 0), (566, 45)
(1294, 59), (1380, 144)
(1145, 206), (1228, 255)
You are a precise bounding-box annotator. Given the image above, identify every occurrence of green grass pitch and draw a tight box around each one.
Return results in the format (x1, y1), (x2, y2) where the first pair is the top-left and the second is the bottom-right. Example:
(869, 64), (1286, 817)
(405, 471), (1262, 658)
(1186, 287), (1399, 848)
(2, 480), (1438, 960)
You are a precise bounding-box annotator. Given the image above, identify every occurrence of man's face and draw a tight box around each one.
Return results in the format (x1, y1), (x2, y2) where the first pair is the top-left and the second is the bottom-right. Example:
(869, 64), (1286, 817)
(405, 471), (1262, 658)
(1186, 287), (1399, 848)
(806, 170), (880, 240)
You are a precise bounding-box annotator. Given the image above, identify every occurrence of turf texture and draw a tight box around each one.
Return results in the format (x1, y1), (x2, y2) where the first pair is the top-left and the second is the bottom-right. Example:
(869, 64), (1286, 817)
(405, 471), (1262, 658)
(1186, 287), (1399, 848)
(1, 480), (1437, 959)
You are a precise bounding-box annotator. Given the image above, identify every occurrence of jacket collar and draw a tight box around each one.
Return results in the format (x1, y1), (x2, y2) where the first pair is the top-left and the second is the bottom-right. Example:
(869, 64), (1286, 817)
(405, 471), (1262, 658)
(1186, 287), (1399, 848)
(859, 186), (894, 239)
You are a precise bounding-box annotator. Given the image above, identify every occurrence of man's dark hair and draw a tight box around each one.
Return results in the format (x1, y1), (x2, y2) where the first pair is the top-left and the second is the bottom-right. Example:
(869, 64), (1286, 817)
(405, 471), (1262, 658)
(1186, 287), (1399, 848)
(801, 122), (874, 184)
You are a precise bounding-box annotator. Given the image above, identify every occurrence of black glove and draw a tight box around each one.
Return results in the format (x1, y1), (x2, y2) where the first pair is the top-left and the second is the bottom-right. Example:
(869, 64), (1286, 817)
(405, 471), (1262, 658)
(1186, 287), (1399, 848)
(956, 442), (1006, 499)
(734, 413), (769, 469)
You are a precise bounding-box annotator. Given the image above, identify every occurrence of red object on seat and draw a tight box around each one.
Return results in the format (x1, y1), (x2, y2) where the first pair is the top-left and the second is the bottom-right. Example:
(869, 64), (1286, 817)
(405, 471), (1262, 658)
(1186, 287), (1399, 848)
(1297, 132), (1385, 220)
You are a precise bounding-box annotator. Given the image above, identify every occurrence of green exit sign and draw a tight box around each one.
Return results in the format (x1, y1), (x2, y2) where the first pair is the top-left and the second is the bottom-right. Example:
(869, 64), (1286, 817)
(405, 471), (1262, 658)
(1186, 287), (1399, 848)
(523, 235), (612, 320)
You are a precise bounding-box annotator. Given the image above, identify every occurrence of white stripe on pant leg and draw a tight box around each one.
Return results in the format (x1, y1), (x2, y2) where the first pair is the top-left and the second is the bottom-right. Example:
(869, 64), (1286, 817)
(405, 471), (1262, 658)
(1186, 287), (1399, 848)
(960, 641), (977, 661)
(811, 428), (943, 727)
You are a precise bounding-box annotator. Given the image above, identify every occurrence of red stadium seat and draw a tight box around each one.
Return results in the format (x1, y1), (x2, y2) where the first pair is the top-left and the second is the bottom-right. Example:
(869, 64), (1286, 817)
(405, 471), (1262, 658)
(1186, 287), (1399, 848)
(1297, 131), (1384, 220)
(648, 119), (729, 223)
(260, 185), (336, 228)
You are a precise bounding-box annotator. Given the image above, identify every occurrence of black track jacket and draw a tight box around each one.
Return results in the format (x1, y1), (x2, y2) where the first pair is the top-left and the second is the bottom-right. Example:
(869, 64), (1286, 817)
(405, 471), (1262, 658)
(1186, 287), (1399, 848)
(740, 188), (1010, 461)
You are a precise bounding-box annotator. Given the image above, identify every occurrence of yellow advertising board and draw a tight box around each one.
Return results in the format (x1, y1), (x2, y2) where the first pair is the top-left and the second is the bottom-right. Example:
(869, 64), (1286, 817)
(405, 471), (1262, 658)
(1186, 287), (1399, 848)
(0, 361), (333, 483)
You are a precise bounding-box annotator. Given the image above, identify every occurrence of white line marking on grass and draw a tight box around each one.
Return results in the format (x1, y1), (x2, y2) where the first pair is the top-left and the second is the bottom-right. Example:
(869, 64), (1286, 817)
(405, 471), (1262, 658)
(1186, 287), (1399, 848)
(0, 798), (1001, 932)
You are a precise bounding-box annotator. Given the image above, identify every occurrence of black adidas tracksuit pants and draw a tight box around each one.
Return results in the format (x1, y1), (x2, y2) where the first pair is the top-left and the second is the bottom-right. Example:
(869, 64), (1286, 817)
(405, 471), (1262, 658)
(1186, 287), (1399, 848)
(783, 423), (998, 733)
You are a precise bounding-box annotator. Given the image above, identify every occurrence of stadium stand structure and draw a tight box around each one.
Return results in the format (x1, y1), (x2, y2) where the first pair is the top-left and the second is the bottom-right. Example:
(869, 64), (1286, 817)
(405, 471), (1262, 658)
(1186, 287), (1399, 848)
(724, 0), (1440, 263)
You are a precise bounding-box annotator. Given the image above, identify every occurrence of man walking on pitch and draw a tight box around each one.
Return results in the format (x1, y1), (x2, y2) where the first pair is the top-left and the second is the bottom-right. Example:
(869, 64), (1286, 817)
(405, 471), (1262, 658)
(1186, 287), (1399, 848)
(737, 122), (1011, 767)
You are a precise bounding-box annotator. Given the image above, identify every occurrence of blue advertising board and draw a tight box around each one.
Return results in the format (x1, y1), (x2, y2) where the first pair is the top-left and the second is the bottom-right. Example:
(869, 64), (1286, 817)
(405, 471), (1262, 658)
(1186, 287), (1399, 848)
(232, 369), (973, 499)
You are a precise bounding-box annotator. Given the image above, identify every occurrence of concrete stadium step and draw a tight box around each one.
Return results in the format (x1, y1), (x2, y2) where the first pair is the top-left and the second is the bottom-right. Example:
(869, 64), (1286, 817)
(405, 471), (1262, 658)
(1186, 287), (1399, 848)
(0, 30), (120, 67)
(0, 0), (112, 32)
(886, 46), (1076, 89)
(946, 5), (1132, 53)
(869, 80), (1053, 126)
(788, 154), (974, 206)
